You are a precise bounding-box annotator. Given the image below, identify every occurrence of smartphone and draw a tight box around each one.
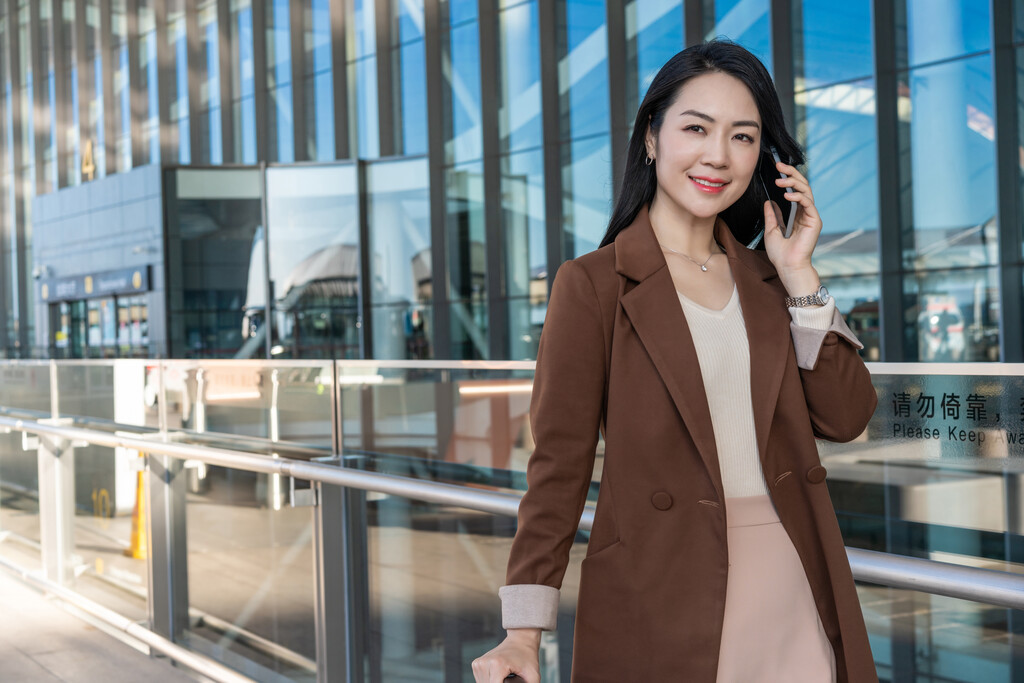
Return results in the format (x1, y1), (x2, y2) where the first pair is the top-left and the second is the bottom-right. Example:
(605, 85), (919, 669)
(758, 145), (796, 238)
(725, 145), (797, 250)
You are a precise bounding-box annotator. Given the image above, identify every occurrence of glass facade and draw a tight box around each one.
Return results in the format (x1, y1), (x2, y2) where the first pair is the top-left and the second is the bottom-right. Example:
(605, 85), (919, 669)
(0, 0), (1021, 365)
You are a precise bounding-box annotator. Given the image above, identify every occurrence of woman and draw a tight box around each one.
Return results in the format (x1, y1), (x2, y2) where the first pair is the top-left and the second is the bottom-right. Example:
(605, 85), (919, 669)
(472, 39), (878, 683)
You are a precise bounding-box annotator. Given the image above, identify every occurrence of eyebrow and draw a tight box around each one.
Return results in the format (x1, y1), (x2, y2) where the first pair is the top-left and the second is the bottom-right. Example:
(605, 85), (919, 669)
(679, 109), (760, 130)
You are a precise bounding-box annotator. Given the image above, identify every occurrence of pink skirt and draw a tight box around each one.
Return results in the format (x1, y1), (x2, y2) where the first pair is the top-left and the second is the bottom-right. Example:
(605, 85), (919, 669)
(716, 494), (837, 683)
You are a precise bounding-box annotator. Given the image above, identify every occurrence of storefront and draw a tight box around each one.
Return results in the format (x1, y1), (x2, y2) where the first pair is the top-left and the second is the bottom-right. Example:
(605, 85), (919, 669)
(42, 269), (152, 358)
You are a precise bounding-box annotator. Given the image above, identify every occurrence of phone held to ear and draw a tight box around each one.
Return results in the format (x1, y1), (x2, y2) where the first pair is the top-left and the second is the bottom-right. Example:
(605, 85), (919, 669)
(744, 145), (796, 249)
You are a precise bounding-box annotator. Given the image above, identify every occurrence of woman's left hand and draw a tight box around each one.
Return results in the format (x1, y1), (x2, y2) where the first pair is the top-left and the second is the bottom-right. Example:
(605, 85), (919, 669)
(762, 160), (821, 277)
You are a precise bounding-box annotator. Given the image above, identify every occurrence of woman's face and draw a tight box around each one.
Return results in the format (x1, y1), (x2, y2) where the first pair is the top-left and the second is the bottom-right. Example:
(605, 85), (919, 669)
(645, 72), (763, 221)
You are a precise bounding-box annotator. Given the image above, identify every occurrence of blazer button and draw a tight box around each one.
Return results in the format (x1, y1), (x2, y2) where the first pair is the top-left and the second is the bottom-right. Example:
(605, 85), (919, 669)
(651, 491), (673, 510)
(806, 465), (828, 484)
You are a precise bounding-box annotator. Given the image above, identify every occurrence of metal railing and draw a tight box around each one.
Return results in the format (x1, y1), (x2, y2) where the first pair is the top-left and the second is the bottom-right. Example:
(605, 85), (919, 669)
(3, 359), (1024, 682)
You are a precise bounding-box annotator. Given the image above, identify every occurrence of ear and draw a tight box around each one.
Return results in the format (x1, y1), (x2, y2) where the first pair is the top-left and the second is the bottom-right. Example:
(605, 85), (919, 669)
(644, 122), (656, 159)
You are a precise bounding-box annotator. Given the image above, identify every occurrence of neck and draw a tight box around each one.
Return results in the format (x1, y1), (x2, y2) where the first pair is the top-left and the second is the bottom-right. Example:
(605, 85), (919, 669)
(648, 192), (719, 257)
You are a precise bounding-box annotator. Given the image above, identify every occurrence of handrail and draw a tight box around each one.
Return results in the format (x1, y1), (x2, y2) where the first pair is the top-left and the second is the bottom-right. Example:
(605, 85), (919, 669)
(3, 415), (1024, 611)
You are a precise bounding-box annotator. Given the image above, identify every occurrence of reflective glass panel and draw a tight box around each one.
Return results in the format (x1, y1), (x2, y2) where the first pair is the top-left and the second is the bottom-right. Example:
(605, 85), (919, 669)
(158, 360), (332, 681)
(304, 0), (334, 160)
(709, 0), (772, 75)
(367, 157), (432, 311)
(900, 56), (996, 272)
(266, 0), (294, 162)
(560, 0), (610, 140)
(165, 169), (264, 359)
(353, 0), (376, 58)
(168, 0), (190, 163)
(629, 0), (683, 108)
(398, 39), (427, 155)
(498, 1), (542, 153)
(562, 134), (612, 257)
(502, 149), (547, 301)
(447, 20), (482, 163)
(796, 77), (880, 280)
(903, 0), (990, 68)
(355, 57), (380, 158)
(231, 0), (257, 163)
(447, 163), (487, 359)
(795, 0), (872, 88)
(267, 165), (361, 359)
(396, 0), (425, 43)
(198, 0), (222, 164)
(449, 0), (477, 25)
(0, 363), (51, 572)
(902, 267), (1000, 362)
(371, 303), (433, 359)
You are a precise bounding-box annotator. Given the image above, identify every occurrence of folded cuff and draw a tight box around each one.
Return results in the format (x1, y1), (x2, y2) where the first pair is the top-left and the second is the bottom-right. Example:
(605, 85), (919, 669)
(789, 302), (864, 371)
(499, 584), (559, 631)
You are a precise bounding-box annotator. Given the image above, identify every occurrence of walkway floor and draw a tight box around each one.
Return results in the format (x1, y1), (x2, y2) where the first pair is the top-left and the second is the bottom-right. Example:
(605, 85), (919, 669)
(0, 569), (198, 683)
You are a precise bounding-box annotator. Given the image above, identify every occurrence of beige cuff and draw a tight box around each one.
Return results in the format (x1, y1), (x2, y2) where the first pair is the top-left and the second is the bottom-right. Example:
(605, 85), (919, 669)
(789, 302), (864, 371)
(788, 298), (836, 331)
(499, 584), (559, 631)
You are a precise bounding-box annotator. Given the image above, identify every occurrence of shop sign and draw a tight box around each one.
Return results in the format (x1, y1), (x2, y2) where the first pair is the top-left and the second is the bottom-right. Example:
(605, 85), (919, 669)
(40, 267), (150, 302)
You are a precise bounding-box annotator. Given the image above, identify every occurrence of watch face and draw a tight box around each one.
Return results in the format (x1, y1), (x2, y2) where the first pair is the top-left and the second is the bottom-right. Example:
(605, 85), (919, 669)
(817, 284), (831, 303)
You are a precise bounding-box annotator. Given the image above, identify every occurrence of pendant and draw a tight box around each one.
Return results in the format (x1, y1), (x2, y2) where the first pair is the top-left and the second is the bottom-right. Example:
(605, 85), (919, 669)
(700, 265), (708, 272)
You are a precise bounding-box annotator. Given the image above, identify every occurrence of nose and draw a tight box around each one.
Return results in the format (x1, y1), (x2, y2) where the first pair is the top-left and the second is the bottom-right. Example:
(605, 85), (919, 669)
(700, 133), (730, 169)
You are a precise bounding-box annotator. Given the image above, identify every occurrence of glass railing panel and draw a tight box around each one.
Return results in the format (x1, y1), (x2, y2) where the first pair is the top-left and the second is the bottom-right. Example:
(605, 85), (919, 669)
(820, 368), (1024, 572)
(181, 466), (317, 682)
(0, 362), (51, 571)
(46, 360), (153, 614)
(857, 581), (1024, 682)
(162, 361), (333, 681)
(336, 362), (604, 496)
(358, 494), (580, 681)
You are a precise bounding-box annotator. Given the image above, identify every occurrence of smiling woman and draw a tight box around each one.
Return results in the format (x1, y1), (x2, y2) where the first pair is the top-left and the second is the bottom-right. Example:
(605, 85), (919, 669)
(473, 39), (878, 683)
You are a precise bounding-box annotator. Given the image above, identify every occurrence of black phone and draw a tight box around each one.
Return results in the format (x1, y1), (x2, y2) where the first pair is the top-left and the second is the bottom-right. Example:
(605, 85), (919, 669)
(743, 145), (796, 249)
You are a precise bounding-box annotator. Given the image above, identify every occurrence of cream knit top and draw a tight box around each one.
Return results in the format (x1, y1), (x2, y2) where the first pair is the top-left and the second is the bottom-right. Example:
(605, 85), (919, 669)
(677, 285), (769, 497)
(678, 285), (836, 498)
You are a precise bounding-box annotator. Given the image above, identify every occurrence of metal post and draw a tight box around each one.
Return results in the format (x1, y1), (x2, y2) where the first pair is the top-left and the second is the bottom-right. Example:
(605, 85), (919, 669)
(267, 368), (283, 510)
(873, 0), (906, 362)
(146, 449), (190, 642)
(311, 362), (369, 681)
(33, 417), (77, 585)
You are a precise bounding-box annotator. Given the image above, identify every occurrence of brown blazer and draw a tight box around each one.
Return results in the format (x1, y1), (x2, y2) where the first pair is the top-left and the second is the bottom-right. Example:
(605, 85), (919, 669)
(503, 205), (880, 682)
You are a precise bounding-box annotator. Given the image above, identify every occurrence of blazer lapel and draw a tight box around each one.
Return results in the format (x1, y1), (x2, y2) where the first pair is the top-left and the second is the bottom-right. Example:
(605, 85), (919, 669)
(615, 205), (791, 498)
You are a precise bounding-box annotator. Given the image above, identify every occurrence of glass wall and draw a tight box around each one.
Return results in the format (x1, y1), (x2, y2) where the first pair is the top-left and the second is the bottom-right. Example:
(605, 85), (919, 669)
(165, 169), (263, 358)
(793, 1), (881, 359)
(5, 0), (1024, 363)
(266, 165), (360, 358)
(560, 0), (612, 258)
(196, 0), (223, 164)
(265, 0), (293, 162)
(393, 0), (426, 155)
(301, 0), (335, 160)
(367, 157), (432, 359)
(229, 0), (257, 163)
(349, 0), (379, 158)
(896, 2), (999, 362)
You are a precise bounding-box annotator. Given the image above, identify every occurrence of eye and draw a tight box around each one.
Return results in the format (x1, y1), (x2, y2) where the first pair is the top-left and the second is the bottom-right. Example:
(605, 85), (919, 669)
(735, 133), (755, 143)
(684, 124), (705, 134)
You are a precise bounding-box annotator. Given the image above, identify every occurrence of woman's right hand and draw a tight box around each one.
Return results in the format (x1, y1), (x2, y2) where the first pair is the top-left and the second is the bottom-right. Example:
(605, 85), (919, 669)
(471, 628), (542, 682)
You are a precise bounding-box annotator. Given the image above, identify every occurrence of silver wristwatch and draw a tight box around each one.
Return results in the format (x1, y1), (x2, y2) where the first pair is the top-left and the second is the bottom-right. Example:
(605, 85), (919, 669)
(785, 284), (831, 308)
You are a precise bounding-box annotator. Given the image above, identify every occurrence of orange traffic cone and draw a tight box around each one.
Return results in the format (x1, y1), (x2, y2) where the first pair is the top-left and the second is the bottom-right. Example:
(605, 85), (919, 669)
(124, 453), (147, 560)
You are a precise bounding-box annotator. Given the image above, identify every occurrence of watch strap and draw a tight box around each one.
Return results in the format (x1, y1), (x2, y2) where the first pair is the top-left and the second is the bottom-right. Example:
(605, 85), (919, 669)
(785, 292), (825, 307)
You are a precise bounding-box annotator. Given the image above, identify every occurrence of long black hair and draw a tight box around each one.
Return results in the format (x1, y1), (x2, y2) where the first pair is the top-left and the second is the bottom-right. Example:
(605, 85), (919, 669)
(599, 39), (804, 249)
